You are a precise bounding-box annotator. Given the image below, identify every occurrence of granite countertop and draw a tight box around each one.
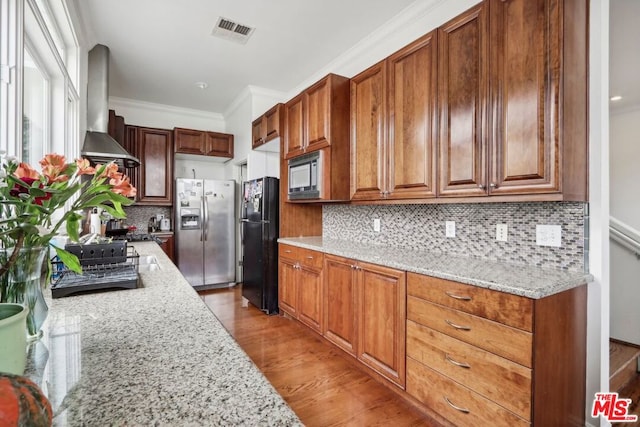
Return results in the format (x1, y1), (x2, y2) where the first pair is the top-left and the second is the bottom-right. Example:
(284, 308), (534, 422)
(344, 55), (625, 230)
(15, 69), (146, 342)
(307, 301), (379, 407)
(278, 236), (592, 299)
(26, 242), (301, 426)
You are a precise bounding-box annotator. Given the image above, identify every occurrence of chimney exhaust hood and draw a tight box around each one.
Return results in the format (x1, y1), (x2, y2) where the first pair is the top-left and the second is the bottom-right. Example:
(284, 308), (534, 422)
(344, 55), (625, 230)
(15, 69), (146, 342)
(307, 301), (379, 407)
(81, 44), (140, 169)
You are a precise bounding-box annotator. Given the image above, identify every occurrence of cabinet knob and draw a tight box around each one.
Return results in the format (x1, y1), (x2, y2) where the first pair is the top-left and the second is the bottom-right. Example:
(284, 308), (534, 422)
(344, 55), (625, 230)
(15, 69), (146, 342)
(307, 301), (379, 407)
(490, 183), (498, 189)
(445, 291), (472, 302)
(478, 184), (485, 190)
(445, 353), (471, 369)
(445, 319), (471, 331)
(444, 397), (470, 414)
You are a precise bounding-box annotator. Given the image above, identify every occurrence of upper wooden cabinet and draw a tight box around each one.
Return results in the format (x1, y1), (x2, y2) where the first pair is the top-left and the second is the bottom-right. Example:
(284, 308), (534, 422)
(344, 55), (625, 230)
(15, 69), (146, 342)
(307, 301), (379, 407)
(438, 3), (487, 197)
(136, 127), (174, 206)
(174, 127), (234, 158)
(252, 103), (284, 149)
(438, 0), (587, 200)
(351, 31), (438, 201)
(283, 74), (350, 159)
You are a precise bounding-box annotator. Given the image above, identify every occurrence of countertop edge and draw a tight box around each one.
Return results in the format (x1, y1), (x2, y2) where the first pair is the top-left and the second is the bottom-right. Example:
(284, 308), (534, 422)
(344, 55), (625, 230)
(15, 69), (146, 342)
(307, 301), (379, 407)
(278, 237), (593, 299)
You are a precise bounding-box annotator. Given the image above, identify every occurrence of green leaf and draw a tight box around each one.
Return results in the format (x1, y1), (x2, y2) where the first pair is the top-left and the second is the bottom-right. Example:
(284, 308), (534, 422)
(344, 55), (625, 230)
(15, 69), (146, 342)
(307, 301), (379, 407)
(66, 216), (80, 241)
(54, 246), (82, 273)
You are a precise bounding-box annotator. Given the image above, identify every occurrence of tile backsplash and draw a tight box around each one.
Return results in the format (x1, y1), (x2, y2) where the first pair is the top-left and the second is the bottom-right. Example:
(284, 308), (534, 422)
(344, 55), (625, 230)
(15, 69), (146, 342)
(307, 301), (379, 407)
(124, 206), (172, 232)
(323, 202), (587, 272)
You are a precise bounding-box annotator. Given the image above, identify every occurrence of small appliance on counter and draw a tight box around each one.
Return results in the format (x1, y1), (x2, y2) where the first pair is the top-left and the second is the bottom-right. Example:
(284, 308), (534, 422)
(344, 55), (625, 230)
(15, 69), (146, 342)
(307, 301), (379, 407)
(160, 217), (171, 231)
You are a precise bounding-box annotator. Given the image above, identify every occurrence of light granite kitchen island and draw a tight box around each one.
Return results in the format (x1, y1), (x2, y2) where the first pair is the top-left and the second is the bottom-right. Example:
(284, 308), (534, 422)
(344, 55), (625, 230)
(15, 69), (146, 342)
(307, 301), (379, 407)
(25, 241), (301, 426)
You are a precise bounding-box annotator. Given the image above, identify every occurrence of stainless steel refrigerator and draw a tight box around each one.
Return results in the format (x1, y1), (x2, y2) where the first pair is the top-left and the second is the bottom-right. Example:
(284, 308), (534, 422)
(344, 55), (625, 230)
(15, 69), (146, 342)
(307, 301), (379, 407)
(241, 177), (279, 314)
(175, 179), (235, 289)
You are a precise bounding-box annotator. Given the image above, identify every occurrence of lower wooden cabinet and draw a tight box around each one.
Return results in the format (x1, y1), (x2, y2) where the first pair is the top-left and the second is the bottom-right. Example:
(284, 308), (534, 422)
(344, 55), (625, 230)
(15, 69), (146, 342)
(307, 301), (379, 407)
(406, 273), (587, 426)
(154, 233), (174, 262)
(278, 244), (323, 333)
(323, 254), (406, 388)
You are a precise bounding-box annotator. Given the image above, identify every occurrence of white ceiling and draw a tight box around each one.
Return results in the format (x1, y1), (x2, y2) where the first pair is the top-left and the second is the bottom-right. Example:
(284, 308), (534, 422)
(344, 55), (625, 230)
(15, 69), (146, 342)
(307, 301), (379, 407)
(75, 0), (417, 114)
(610, 0), (640, 112)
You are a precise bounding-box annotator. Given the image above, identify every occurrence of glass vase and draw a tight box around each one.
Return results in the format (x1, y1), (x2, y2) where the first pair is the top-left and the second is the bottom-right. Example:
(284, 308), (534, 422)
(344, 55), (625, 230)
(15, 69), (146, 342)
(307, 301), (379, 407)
(0, 246), (49, 341)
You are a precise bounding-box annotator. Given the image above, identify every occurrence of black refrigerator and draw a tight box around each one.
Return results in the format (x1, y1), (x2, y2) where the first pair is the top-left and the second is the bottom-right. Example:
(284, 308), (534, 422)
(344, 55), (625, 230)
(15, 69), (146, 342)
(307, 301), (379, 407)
(241, 177), (279, 314)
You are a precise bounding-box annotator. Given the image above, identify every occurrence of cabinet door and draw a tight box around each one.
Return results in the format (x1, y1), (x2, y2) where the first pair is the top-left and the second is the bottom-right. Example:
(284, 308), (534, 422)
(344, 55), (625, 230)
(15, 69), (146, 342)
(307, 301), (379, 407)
(324, 255), (357, 357)
(252, 117), (265, 149)
(350, 61), (387, 201)
(284, 93), (305, 159)
(278, 259), (298, 317)
(264, 103), (283, 143)
(157, 235), (174, 262)
(137, 127), (173, 205)
(388, 31), (438, 200)
(174, 128), (206, 155)
(305, 77), (331, 153)
(298, 266), (323, 333)
(205, 132), (234, 158)
(488, 0), (559, 195)
(357, 262), (406, 388)
(438, 3), (488, 197)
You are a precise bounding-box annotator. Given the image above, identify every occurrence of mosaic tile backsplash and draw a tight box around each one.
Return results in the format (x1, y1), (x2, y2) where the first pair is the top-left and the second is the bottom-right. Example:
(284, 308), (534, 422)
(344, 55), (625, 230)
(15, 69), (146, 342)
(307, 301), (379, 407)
(124, 206), (173, 232)
(323, 202), (587, 273)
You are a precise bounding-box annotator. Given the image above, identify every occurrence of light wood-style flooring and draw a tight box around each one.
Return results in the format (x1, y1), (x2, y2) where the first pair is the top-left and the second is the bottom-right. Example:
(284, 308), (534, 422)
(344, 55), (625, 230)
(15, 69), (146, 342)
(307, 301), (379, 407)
(199, 285), (443, 427)
(611, 340), (640, 426)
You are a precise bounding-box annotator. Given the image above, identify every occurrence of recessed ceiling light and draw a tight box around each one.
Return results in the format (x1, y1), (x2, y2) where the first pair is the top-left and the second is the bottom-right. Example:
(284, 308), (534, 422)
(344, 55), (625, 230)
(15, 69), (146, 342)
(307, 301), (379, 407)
(195, 82), (209, 89)
(610, 95), (623, 101)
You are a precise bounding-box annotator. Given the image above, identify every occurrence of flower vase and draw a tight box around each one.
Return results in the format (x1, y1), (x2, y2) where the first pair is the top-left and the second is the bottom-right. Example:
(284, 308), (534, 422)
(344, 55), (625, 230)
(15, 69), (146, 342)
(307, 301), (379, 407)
(0, 247), (49, 341)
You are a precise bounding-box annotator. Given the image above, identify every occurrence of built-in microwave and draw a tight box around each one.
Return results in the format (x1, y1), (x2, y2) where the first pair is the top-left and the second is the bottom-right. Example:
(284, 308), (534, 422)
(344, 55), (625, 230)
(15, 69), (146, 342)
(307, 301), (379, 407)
(288, 151), (321, 200)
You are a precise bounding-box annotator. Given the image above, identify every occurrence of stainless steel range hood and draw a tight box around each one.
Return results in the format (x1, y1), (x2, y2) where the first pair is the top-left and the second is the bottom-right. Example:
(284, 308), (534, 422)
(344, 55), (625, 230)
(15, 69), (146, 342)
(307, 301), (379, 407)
(81, 44), (140, 169)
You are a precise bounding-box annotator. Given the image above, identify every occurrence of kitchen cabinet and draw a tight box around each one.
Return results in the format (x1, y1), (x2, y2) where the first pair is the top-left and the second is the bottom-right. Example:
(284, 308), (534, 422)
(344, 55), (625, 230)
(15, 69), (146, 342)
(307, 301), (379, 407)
(406, 273), (587, 426)
(124, 125), (139, 197)
(252, 103), (284, 149)
(350, 31), (437, 201)
(323, 254), (406, 388)
(282, 74), (351, 202)
(437, 2), (487, 197)
(283, 74), (349, 160)
(438, 0), (588, 200)
(278, 244), (323, 333)
(135, 127), (174, 206)
(174, 127), (234, 158)
(108, 110), (125, 146)
(154, 232), (174, 262)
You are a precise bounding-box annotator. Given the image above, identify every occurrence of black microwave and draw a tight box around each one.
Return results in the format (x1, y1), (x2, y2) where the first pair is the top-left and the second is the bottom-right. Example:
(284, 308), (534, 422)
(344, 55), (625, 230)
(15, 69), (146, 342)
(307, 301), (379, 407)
(288, 151), (321, 200)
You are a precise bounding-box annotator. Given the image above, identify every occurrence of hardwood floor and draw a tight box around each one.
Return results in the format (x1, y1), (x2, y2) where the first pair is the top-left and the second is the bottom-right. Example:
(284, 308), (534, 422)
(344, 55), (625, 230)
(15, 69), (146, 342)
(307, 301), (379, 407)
(611, 340), (640, 426)
(199, 286), (444, 427)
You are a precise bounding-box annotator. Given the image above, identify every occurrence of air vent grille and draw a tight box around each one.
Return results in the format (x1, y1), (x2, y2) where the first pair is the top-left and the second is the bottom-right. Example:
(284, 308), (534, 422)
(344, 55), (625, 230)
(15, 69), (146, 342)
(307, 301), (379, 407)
(211, 17), (255, 44)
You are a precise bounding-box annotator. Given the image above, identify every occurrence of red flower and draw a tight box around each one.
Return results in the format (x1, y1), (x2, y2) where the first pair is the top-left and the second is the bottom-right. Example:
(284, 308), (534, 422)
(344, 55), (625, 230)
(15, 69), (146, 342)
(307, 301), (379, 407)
(9, 177), (51, 205)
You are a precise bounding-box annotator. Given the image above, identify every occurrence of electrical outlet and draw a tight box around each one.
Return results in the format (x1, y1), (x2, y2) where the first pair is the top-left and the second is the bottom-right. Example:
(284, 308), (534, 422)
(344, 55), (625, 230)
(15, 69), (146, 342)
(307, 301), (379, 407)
(536, 225), (562, 247)
(445, 221), (456, 238)
(496, 224), (508, 242)
(373, 218), (381, 232)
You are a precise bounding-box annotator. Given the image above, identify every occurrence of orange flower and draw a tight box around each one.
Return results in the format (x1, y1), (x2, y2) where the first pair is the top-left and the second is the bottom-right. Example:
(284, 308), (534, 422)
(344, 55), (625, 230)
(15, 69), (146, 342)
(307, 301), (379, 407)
(39, 154), (68, 183)
(14, 162), (41, 181)
(97, 162), (120, 180)
(75, 158), (96, 176)
(109, 175), (137, 198)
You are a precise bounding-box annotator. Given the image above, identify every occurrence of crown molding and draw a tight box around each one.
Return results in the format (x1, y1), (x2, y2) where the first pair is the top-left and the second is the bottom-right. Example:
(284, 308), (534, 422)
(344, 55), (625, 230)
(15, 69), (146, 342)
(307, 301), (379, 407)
(109, 96), (225, 121)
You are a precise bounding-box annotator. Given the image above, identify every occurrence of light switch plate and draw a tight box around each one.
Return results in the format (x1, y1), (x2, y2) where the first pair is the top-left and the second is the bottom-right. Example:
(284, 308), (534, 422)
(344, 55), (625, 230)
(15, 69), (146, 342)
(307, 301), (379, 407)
(373, 218), (381, 232)
(496, 224), (508, 242)
(445, 221), (456, 238)
(536, 225), (562, 247)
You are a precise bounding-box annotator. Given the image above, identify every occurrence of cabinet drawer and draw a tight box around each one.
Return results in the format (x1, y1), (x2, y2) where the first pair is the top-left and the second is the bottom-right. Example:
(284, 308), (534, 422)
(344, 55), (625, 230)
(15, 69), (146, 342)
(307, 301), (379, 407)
(296, 247), (323, 269)
(279, 244), (299, 260)
(407, 273), (533, 332)
(407, 320), (531, 420)
(407, 358), (529, 427)
(407, 296), (532, 367)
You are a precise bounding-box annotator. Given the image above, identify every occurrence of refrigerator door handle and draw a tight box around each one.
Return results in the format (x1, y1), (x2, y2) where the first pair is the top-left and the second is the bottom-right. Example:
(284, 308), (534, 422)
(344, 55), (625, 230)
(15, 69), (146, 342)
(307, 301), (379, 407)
(240, 219), (250, 223)
(203, 195), (209, 241)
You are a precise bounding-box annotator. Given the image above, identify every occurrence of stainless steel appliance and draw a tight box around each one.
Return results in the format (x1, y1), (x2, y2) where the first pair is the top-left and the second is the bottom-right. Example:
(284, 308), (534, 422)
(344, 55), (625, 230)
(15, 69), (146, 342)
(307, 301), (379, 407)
(241, 177), (279, 314)
(288, 151), (321, 200)
(175, 179), (235, 289)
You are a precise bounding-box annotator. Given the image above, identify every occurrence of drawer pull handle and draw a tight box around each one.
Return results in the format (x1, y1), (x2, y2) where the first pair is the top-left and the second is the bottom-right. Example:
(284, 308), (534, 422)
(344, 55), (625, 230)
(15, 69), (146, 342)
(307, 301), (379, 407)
(284, 250), (292, 253)
(445, 291), (472, 301)
(445, 354), (471, 369)
(445, 319), (471, 331)
(305, 256), (314, 259)
(444, 397), (470, 414)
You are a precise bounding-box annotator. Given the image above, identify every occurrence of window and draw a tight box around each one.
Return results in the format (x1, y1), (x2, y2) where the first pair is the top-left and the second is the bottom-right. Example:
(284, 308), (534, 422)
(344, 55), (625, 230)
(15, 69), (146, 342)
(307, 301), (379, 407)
(0, 0), (79, 161)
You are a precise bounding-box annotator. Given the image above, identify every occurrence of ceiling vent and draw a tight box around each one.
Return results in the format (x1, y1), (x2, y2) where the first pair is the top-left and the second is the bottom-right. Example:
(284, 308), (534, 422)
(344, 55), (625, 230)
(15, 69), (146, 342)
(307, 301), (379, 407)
(211, 17), (255, 44)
